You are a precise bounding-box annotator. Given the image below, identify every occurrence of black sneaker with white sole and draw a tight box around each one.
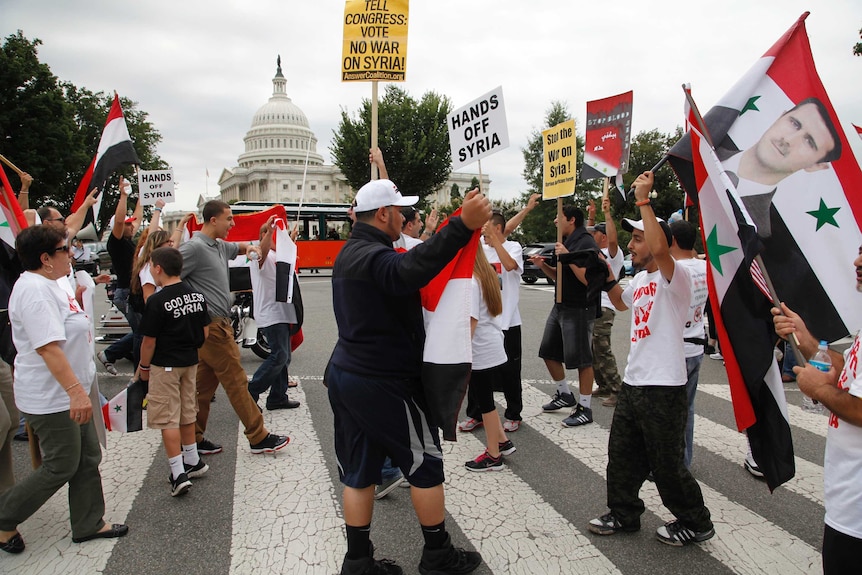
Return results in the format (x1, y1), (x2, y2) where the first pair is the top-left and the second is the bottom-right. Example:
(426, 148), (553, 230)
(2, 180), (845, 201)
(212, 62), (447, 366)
(588, 512), (640, 535)
(418, 535), (482, 575)
(498, 440), (516, 456)
(542, 391), (576, 412)
(170, 472), (192, 497)
(561, 404), (593, 427)
(655, 520), (715, 546)
(184, 460), (209, 478)
(197, 438), (223, 455)
(249, 433), (290, 454)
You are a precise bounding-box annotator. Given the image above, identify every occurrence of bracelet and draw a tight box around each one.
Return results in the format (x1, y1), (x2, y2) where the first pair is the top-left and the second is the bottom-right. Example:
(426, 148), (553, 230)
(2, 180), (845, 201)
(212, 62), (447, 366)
(635, 199), (651, 207)
(153, 208), (162, 212)
(64, 382), (81, 392)
(139, 365), (151, 371)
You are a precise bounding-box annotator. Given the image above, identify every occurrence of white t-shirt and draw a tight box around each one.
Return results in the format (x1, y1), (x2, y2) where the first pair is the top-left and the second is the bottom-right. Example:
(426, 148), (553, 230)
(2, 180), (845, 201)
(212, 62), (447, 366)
(620, 265), (691, 387)
(600, 247), (624, 310)
(824, 332), (862, 538)
(139, 263), (162, 297)
(482, 238), (523, 330)
(676, 257), (708, 358)
(470, 278), (506, 371)
(10, 271), (96, 414)
(249, 251), (297, 328)
(393, 233), (422, 251)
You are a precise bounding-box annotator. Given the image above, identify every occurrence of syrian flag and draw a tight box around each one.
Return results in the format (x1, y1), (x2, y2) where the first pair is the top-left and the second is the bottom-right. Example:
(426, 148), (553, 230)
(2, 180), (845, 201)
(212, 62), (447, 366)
(183, 204), (288, 242)
(102, 379), (145, 433)
(668, 12), (862, 344)
(0, 163), (28, 250)
(71, 94), (140, 231)
(420, 211), (480, 441)
(682, 83), (697, 207)
(691, 126), (794, 491)
(274, 219), (297, 303)
(853, 123), (862, 139)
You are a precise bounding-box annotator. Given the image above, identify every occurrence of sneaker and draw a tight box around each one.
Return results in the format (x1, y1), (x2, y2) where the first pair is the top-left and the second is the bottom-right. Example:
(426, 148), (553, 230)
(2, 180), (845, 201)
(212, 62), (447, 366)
(399, 478), (411, 488)
(184, 460), (209, 478)
(465, 450), (503, 472)
(562, 404), (593, 427)
(655, 519), (715, 546)
(197, 438), (223, 455)
(709, 352), (724, 361)
(250, 433), (290, 454)
(591, 387), (612, 398)
(498, 440), (516, 456)
(266, 399), (300, 410)
(170, 472), (192, 497)
(542, 391), (576, 412)
(502, 419), (520, 433)
(341, 543), (403, 575)
(375, 473), (404, 500)
(457, 417), (483, 432)
(418, 535), (482, 575)
(744, 455), (764, 479)
(588, 512), (639, 535)
(602, 394), (618, 407)
(97, 351), (118, 376)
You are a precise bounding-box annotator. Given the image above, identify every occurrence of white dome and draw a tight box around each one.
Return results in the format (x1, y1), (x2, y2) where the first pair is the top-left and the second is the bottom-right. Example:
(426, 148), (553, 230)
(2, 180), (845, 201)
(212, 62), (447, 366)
(238, 57), (324, 168)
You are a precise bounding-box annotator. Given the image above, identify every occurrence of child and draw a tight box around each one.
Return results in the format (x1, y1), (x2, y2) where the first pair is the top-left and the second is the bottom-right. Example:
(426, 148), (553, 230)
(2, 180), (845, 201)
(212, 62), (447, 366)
(137, 247), (211, 497)
(465, 247), (516, 471)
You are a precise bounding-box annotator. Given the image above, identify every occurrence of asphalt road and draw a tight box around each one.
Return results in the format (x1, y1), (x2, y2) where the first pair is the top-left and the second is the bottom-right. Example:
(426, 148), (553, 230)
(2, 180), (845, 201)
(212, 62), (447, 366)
(7, 273), (828, 575)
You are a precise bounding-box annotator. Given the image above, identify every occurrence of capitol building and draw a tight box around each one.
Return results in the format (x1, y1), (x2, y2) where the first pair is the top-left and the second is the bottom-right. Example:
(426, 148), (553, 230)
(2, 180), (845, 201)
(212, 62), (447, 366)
(213, 58), (489, 207)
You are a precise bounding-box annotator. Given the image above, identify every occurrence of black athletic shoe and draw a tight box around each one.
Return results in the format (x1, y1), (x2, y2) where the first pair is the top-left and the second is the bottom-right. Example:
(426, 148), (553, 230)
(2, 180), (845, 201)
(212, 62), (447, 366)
(184, 460), (209, 478)
(542, 391), (576, 412)
(588, 512), (640, 535)
(170, 472), (192, 497)
(656, 520), (715, 546)
(249, 433), (290, 454)
(418, 535), (482, 575)
(197, 438), (223, 455)
(340, 543), (404, 575)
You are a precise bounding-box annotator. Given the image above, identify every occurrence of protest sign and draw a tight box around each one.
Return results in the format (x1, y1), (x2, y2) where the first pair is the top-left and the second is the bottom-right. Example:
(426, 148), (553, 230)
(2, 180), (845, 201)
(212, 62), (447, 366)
(342, 0), (409, 82)
(447, 86), (509, 171)
(581, 91), (633, 180)
(137, 169), (175, 205)
(542, 120), (576, 199)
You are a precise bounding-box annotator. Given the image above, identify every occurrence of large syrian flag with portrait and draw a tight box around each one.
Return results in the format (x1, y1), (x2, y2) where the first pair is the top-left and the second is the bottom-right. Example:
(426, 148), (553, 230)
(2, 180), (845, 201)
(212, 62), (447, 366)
(669, 12), (862, 344)
(420, 210), (480, 441)
(690, 126), (795, 491)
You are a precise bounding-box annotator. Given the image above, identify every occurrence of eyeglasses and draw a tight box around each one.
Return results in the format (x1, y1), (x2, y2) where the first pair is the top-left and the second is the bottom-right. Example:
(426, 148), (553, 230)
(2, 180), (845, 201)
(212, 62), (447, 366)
(45, 217), (66, 224)
(49, 245), (70, 254)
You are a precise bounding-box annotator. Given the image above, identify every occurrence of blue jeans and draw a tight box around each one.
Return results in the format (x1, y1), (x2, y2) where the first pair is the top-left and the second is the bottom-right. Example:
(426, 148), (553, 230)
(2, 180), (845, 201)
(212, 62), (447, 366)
(104, 288), (142, 365)
(684, 354), (704, 469)
(248, 323), (291, 407)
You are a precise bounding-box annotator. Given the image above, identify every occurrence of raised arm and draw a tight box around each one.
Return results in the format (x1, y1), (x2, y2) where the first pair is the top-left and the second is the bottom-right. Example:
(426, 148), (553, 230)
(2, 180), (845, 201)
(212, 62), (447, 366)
(634, 172), (674, 282)
(603, 196), (619, 258)
(504, 193), (540, 237)
(483, 221), (518, 272)
(369, 147), (388, 180)
(112, 177), (130, 240)
(17, 172), (33, 210)
(149, 199), (165, 231)
(66, 187), (99, 241)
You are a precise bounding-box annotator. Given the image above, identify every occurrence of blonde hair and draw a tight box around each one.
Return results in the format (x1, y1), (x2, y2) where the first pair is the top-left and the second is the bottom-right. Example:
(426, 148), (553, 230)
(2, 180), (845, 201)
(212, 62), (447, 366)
(473, 246), (502, 317)
(131, 229), (171, 295)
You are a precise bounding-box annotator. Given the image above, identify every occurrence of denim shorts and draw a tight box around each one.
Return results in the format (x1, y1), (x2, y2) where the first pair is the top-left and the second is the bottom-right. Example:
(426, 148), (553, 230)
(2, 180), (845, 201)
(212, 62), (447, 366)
(538, 304), (596, 369)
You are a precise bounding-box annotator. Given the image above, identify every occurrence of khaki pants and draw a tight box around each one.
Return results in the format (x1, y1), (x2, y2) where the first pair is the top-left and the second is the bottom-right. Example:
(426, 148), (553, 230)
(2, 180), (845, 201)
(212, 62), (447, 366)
(195, 319), (267, 445)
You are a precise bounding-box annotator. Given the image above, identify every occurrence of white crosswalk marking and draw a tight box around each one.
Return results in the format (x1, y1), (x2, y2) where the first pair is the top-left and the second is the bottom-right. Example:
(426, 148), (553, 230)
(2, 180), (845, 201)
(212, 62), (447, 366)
(519, 383), (822, 575)
(229, 384), (344, 574)
(4, 411), (160, 574)
(442, 431), (621, 574)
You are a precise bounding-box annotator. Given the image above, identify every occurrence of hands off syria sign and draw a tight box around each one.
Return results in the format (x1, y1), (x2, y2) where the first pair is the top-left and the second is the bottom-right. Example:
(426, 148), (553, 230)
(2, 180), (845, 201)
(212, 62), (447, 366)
(137, 170), (175, 205)
(447, 86), (509, 171)
(342, 0), (409, 82)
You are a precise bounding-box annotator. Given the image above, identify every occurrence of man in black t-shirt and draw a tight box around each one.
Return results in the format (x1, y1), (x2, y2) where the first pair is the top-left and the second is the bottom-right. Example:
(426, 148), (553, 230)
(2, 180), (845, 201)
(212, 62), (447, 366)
(138, 247), (211, 497)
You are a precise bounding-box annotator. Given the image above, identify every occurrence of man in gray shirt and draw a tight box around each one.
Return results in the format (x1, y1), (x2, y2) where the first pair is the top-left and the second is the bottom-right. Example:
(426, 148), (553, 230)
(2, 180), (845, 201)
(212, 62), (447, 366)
(179, 200), (288, 455)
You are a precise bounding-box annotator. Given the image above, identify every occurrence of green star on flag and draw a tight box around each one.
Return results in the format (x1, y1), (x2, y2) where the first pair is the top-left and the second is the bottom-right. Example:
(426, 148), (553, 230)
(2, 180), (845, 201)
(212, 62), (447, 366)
(706, 224), (737, 276)
(806, 199), (840, 231)
(113, 405), (123, 413)
(739, 96), (761, 116)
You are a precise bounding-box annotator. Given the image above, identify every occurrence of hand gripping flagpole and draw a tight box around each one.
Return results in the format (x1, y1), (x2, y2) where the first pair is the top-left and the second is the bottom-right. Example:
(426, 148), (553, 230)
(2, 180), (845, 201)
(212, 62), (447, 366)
(683, 84), (806, 366)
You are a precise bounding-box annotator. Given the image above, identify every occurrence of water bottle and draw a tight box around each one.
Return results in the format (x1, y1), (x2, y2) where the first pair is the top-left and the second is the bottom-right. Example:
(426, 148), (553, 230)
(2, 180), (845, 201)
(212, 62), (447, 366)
(802, 340), (830, 414)
(248, 250), (260, 262)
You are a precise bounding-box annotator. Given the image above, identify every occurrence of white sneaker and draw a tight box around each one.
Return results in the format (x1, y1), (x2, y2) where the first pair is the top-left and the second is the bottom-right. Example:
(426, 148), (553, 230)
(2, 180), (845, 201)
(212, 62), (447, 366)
(97, 351), (118, 375)
(502, 419), (521, 432)
(709, 352), (724, 361)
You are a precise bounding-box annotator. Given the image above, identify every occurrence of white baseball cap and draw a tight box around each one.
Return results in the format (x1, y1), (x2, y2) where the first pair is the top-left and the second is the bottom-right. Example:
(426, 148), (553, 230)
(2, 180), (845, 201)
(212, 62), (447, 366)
(353, 179), (418, 212)
(621, 217), (672, 246)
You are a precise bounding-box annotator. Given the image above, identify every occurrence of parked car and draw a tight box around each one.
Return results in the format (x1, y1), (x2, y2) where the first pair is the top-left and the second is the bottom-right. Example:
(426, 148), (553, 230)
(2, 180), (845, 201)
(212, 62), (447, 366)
(521, 243), (556, 284)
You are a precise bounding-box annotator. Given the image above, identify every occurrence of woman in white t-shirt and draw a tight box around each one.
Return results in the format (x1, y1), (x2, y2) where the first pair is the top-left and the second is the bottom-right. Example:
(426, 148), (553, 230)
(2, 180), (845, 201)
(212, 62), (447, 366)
(0, 226), (128, 553)
(465, 247), (516, 472)
(131, 230), (174, 307)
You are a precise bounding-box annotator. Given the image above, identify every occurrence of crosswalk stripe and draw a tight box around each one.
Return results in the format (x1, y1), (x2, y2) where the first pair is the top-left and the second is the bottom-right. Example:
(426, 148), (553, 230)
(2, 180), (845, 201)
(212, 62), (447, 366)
(5, 409), (160, 574)
(697, 383), (828, 438)
(229, 383), (344, 575)
(442, 430), (622, 575)
(518, 383), (822, 574)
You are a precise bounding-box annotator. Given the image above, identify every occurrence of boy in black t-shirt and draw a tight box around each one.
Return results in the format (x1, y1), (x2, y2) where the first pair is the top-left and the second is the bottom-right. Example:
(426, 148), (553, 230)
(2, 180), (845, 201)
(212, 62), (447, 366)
(138, 247), (211, 497)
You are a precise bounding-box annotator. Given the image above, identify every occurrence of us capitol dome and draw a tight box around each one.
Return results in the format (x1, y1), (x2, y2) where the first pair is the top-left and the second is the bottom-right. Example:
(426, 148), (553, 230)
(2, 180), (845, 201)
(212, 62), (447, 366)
(217, 56), (486, 206)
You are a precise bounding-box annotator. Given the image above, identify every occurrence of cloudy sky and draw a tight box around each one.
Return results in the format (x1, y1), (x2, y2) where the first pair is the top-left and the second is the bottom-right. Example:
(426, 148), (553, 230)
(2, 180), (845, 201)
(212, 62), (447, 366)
(3, 1), (861, 213)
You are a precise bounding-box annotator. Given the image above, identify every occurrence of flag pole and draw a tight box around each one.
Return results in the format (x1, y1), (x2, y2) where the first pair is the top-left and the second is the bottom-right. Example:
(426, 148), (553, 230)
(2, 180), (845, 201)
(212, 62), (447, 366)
(556, 197), (563, 304)
(683, 84), (805, 365)
(478, 159), (483, 196)
(0, 154), (24, 177)
(370, 81), (379, 181)
(296, 134), (313, 236)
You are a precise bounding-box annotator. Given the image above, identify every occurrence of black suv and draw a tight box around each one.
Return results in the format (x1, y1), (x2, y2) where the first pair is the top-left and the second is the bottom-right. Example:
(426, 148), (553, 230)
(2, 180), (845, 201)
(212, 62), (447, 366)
(521, 243), (556, 284)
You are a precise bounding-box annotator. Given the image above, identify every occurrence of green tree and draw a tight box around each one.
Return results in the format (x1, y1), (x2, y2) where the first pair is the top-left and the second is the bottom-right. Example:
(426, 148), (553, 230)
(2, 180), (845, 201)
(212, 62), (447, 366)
(854, 27), (862, 56)
(0, 31), (165, 229)
(330, 85), (452, 209)
(517, 101), (602, 243)
(449, 182), (460, 200)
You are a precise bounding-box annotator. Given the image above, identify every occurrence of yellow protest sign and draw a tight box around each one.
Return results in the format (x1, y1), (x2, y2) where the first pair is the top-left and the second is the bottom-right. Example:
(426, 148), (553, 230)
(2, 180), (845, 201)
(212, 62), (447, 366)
(342, 0), (409, 82)
(542, 119), (576, 199)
